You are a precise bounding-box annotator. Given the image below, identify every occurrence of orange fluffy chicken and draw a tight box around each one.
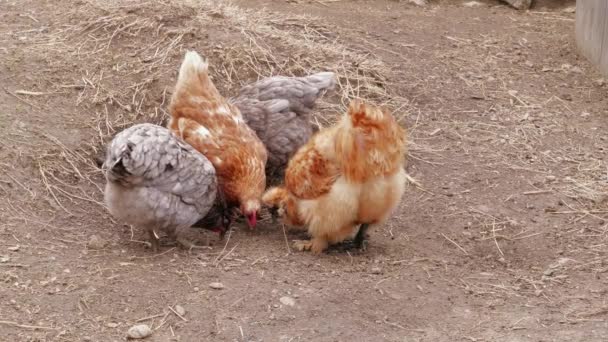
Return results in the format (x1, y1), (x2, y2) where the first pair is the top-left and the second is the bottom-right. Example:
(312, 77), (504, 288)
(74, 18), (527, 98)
(263, 100), (407, 254)
(168, 51), (268, 228)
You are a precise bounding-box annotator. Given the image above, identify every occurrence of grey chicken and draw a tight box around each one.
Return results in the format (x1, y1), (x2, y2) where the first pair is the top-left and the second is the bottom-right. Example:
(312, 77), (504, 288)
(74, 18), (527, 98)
(103, 123), (230, 251)
(230, 72), (336, 181)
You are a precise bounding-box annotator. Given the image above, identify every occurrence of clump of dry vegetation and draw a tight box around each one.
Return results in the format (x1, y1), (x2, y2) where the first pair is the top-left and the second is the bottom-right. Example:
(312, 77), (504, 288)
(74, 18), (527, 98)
(14, 0), (415, 216)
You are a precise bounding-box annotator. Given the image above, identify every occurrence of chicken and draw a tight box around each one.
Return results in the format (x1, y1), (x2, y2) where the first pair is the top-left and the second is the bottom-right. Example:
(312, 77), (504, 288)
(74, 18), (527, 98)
(229, 72), (336, 181)
(103, 123), (230, 251)
(168, 51), (268, 229)
(262, 100), (407, 254)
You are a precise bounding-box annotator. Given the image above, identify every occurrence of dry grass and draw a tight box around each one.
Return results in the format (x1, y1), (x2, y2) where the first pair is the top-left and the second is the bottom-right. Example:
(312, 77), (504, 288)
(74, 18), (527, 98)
(6, 0), (420, 220)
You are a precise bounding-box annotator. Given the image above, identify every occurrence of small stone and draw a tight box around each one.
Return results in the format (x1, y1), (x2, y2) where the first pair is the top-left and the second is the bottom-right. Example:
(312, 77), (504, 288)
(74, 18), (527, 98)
(8, 245), (20, 252)
(175, 305), (186, 316)
(107, 322), (119, 328)
(562, 6), (575, 13)
(127, 324), (152, 339)
(594, 78), (605, 87)
(87, 235), (106, 250)
(581, 112), (591, 118)
(0, 255), (9, 263)
(280, 296), (295, 307)
(463, 1), (483, 7)
(209, 282), (224, 290)
(501, 0), (531, 10)
(571, 66), (583, 74)
(545, 175), (556, 182)
(193, 287), (200, 292)
(524, 60), (534, 68)
(371, 267), (382, 275)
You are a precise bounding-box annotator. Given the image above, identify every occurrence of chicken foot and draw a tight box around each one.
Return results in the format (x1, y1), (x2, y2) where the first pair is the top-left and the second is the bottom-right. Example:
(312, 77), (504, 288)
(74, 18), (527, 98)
(147, 229), (160, 252)
(175, 237), (212, 251)
(326, 224), (370, 253)
(293, 237), (329, 255)
(167, 229), (211, 251)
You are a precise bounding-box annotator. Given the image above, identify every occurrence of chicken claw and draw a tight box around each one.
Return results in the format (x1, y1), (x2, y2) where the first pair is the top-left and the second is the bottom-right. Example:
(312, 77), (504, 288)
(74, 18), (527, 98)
(176, 237), (212, 251)
(148, 229), (160, 252)
(292, 239), (312, 252)
(293, 238), (328, 254)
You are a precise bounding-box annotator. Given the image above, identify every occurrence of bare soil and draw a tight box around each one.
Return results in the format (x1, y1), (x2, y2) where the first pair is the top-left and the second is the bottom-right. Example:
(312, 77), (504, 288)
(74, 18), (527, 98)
(2, 0), (607, 341)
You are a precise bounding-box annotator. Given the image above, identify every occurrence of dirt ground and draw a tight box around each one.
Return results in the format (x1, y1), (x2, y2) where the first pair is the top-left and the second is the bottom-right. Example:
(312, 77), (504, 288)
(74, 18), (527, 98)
(1, 0), (607, 341)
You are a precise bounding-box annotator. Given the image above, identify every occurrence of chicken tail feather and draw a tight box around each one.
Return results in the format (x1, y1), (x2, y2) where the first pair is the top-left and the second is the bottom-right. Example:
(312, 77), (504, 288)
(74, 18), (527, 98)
(177, 50), (208, 86)
(306, 72), (336, 93)
(171, 50), (221, 111)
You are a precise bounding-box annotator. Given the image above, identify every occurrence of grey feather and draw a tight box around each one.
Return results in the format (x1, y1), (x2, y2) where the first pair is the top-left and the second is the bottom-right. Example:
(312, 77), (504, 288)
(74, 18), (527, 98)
(229, 72), (336, 180)
(103, 123), (227, 246)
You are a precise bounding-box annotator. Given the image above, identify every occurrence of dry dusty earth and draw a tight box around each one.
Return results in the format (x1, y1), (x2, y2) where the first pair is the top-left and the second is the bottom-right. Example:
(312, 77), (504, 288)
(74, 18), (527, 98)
(1, 0), (607, 341)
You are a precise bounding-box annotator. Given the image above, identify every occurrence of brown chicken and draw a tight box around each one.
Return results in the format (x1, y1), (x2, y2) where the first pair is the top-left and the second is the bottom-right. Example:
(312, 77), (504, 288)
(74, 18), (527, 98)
(229, 72), (336, 181)
(168, 51), (268, 228)
(262, 100), (407, 254)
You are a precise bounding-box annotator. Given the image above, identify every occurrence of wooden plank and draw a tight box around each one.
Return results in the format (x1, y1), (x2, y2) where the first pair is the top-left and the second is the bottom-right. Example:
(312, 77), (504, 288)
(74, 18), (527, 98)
(575, 0), (606, 67)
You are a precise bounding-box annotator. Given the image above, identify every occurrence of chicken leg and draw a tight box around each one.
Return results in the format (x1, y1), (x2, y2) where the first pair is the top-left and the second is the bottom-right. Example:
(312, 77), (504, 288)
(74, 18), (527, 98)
(353, 223), (370, 251)
(147, 229), (160, 252)
(329, 223), (370, 252)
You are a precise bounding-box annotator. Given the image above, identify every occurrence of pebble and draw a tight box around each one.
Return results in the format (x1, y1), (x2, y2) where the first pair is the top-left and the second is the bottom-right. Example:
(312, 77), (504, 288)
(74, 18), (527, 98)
(371, 267), (382, 275)
(562, 6), (575, 13)
(545, 175), (556, 182)
(175, 305), (186, 316)
(127, 324), (152, 339)
(8, 245), (20, 252)
(571, 66), (583, 74)
(87, 235), (106, 250)
(0, 255), (10, 263)
(209, 282), (224, 290)
(280, 296), (295, 307)
(463, 1), (483, 7)
(107, 322), (119, 328)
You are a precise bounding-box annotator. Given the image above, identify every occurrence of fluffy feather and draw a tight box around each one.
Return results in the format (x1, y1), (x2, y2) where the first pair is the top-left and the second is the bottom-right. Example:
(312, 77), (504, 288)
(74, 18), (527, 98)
(168, 51), (268, 228)
(103, 123), (225, 251)
(262, 100), (407, 254)
(230, 72), (336, 181)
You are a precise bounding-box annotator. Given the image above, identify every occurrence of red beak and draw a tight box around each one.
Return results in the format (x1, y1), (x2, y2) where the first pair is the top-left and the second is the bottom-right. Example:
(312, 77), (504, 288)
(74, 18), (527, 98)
(246, 212), (257, 229)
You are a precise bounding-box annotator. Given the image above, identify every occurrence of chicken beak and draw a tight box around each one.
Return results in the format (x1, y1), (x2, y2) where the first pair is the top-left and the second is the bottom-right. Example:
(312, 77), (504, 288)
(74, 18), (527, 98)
(246, 213), (257, 229)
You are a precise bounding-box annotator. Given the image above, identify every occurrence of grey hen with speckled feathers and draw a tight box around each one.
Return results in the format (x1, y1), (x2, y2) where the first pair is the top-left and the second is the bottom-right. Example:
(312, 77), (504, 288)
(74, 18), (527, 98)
(230, 72), (336, 182)
(103, 123), (228, 251)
